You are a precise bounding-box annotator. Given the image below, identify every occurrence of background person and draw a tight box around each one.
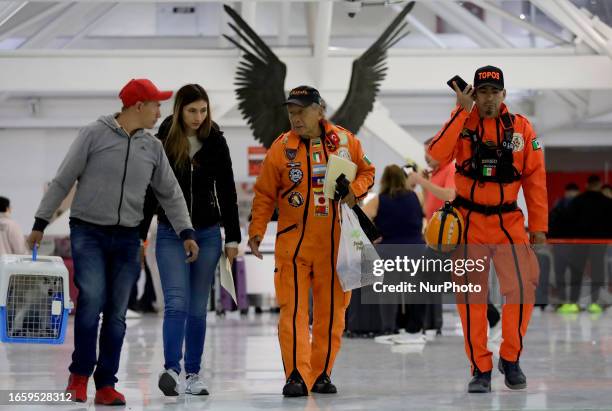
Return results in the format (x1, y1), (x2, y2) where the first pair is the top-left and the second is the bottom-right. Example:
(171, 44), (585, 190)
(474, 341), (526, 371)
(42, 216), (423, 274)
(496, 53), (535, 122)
(561, 175), (612, 314)
(0, 196), (27, 255)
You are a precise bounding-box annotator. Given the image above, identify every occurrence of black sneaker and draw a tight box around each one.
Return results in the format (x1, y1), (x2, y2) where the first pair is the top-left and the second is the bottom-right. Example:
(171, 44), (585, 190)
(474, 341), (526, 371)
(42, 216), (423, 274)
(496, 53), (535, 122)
(498, 358), (527, 390)
(467, 369), (491, 393)
(310, 373), (337, 394)
(282, 370), (308, 397)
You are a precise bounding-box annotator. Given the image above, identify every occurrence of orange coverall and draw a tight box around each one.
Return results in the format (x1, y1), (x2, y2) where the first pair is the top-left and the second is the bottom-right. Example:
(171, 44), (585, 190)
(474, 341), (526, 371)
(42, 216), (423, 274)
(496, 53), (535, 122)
(428, 103), (547, 374)
(249, 120), (375, 390)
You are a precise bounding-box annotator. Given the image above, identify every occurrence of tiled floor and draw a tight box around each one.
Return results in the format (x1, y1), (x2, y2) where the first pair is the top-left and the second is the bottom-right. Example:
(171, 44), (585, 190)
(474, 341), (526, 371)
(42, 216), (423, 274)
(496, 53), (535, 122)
(1, 308), (612, 410)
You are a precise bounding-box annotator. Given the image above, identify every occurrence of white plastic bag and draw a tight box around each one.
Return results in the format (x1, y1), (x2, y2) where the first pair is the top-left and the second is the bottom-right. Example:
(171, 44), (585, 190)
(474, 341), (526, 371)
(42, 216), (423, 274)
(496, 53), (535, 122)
(336, 203), (380, 291)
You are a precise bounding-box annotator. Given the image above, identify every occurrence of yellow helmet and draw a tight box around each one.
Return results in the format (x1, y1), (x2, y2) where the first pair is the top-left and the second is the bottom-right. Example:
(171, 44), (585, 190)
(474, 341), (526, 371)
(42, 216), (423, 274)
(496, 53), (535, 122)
(425, 202), (464, 253)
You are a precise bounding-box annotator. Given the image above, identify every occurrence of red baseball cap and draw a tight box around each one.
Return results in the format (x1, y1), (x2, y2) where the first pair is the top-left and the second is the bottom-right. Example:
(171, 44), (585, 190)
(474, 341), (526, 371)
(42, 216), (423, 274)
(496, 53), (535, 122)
(118, 79), (173, 107)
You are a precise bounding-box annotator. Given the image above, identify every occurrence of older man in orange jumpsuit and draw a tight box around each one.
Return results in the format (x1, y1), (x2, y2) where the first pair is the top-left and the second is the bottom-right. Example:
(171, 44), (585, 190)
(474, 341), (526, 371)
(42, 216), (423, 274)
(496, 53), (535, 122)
(248, 86), (375, 397)
(428, 66), (547, 393)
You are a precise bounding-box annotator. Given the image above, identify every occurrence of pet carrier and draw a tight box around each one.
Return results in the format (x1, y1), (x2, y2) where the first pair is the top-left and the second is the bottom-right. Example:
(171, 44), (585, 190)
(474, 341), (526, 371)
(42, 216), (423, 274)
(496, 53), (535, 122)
(0, 253), (72, 344)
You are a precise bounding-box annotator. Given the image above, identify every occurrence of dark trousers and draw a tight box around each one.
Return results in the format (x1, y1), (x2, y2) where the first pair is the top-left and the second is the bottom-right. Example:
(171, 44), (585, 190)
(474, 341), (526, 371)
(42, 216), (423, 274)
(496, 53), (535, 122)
(556, 245), (606, 303)
(68, 220), (140, 388)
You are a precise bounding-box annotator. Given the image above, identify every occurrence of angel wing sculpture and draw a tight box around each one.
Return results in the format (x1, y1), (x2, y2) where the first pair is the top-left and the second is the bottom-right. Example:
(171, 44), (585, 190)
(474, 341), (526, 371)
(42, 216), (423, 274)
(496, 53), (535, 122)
(223, 2), (414, 148)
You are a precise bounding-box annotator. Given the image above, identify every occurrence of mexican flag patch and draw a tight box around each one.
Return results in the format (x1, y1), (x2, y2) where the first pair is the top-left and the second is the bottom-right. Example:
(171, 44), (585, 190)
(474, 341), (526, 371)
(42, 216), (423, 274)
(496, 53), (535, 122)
(482, 166), (496, 177)
(532, 138), (542, 151)
(363, 154), (371, 165)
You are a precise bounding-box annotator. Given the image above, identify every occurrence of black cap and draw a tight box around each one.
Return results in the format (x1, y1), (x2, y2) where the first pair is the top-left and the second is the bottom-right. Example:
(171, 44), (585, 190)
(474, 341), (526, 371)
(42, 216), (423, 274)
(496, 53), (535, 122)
(474, 65), (504, 90)
(284, 85), (322, 107)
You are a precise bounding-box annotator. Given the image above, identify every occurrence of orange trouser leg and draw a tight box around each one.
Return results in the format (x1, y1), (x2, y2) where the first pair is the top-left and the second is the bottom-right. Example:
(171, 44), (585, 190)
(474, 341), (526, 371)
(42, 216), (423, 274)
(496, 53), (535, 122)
(456, 302), (492, 373)
(310, 254), (350, 386)
(455, 240), (493, 373)
(274, 260), (313, 388)
(499, 303), (533, 362)
(493, 238), (539, 363)
(456, 210), (539, 372)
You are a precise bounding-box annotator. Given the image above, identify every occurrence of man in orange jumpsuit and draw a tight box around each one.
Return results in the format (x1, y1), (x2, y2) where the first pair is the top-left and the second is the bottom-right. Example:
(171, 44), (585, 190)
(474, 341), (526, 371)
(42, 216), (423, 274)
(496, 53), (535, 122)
(248, 86), (375, 397)
(428, 66), (547, 393)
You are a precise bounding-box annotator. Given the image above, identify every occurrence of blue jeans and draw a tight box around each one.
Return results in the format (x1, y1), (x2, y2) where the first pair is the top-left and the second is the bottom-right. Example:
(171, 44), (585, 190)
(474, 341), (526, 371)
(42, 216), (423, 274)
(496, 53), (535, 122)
(156, 222), (222, 374)
(68, 219), (141, 389)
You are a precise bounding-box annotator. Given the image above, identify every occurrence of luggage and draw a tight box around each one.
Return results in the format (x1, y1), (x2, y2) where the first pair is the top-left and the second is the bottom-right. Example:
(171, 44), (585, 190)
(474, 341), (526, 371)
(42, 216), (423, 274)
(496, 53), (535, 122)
(345, 287), (398, 337)
(421, 303), (443, 332)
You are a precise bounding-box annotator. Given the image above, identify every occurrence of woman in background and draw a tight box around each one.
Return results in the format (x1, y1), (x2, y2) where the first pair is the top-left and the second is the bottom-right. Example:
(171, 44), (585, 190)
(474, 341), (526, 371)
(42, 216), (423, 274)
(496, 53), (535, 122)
(345, 165), (425, 337)
(363, 164), (424, 245)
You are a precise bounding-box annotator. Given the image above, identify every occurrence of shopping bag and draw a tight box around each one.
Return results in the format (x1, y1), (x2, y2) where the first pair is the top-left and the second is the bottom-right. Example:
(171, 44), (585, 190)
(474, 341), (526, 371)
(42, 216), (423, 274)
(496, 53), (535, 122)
(336, 203), (380, 291)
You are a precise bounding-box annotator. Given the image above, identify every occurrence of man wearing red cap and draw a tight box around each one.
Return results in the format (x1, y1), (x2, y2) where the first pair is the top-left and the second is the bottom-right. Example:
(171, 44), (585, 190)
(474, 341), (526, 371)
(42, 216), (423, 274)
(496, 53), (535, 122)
(27, 79), (199, 405)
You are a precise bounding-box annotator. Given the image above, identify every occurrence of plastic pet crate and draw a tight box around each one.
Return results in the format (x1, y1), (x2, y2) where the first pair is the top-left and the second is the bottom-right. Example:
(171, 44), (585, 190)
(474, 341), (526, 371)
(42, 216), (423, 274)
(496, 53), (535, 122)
(0, 254), (72, 344)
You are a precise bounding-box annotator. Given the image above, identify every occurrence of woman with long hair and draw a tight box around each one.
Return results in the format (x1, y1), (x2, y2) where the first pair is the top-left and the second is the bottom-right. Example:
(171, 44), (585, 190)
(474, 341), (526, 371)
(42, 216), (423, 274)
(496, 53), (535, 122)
(142, 84), (240, 396)
(356, 164), (426, 336)
(363, 164), (424, 244)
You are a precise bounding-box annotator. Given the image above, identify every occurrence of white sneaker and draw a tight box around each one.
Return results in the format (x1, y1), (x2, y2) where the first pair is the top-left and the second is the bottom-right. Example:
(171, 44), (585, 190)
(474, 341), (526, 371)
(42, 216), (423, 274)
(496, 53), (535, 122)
(126, 309), (142, 319)
(185, 373), (209, 395)
(158, 369), (180, 396)
(391, 333), (427, 345)
(374, 335), (395, 345)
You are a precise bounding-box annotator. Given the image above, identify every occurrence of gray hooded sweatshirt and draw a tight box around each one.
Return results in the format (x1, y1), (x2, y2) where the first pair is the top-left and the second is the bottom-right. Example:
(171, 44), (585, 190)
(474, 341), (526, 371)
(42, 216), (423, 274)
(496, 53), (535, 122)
(34, 114), (194, 239)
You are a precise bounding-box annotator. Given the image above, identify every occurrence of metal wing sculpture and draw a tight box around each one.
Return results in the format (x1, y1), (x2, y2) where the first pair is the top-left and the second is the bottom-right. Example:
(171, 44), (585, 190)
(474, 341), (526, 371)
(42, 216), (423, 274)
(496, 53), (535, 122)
(223, 2), (414, 148)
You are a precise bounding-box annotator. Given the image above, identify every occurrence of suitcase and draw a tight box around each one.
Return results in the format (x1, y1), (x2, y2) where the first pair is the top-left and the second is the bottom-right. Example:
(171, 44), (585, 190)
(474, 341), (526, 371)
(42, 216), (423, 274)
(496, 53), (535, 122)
(345, 287), (398, 337)
(421, 303), (443, 332)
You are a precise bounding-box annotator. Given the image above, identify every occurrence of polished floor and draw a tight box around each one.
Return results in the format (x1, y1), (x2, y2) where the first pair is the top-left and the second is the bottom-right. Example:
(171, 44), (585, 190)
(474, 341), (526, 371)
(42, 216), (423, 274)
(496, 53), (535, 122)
(1, 308), (612, 411)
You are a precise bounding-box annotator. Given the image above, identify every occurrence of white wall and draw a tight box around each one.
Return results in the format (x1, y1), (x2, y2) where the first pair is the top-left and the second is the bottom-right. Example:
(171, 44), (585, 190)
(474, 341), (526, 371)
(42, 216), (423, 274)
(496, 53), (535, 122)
(1, 129), (78, 232)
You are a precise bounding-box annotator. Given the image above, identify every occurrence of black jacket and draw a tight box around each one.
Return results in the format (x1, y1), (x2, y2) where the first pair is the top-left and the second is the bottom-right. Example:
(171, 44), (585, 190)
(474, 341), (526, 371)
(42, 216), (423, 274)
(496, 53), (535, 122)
(548, 197), (573, 239)
(565, 190), (612, 239)
(140, 116), (241, 244)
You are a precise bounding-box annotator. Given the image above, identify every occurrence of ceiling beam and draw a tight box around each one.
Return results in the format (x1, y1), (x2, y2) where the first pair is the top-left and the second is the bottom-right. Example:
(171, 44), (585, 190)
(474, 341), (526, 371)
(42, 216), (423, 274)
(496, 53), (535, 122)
(423, 1), (589, 116)
(0, 2), (71, 42)
(469, 0), (567, 45)
(531, 0), (608, 56)
(555, 0), (612, 57)
(421, 0), (512, 48)
(62, 3), (117, 49)
(19, 3), (84, 49)
(17, 0), (337, 2)
(390, 4), (446, 49)
(0, 1), (28, 29)
(2, 51), (612, 93)
(590, 15), (612, 41)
